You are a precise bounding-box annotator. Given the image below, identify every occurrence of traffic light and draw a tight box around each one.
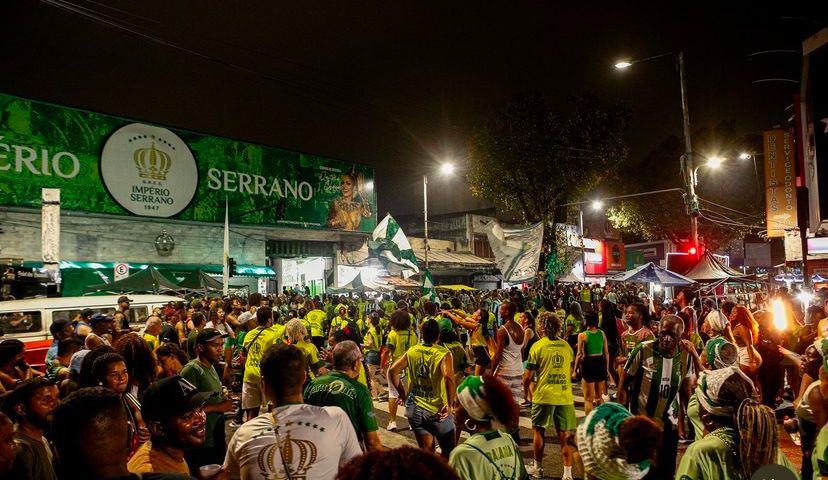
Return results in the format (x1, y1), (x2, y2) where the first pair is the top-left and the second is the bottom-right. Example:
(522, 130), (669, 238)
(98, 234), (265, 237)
(228, 257), (237, 276)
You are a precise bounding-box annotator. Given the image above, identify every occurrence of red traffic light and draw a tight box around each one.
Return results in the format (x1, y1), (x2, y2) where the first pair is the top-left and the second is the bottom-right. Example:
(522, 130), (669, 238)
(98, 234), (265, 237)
(688, 246), (697, 255)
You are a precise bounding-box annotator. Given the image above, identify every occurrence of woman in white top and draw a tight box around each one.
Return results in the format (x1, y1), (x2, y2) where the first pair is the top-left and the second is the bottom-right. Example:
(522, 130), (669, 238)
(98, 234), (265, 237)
(491, 307), (525, 407)
(205, 307), (235, 340)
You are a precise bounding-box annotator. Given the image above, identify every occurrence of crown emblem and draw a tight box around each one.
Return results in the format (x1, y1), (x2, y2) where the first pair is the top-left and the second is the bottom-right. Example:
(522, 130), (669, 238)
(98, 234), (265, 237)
(551, 352), (564, 369)
(134, 141), (172, 180)
(258, 431), (318, 479)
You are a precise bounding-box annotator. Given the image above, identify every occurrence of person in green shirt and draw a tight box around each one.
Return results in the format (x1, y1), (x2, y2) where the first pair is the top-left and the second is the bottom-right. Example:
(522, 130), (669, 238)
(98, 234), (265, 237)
(448, 375), (527, 480)
(305, 340), (383, 451)
(390, 318), (456, 458)
(619, 315), (692, 480)
(676, 365), (794, 479)
(523, 312), (576, 480)
(179, 328), (235, 471)
(186, 312), (206, 360)
(564, 301), (583, 352)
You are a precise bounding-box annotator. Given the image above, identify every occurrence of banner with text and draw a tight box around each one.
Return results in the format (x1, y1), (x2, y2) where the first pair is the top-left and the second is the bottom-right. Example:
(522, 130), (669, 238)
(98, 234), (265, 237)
(0, 93), (377, 232)
(763, 129), (797, 237)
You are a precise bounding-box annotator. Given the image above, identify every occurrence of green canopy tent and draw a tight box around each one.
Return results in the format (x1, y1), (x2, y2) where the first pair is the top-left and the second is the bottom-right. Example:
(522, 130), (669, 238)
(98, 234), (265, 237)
(177, 269), (246, 292)
(83, 266), (182, 295)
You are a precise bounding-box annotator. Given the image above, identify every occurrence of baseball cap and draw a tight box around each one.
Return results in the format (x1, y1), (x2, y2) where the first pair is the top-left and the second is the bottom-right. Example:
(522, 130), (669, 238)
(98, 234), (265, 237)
(89, 313), (114, 325)
(49, 318), (72, 336)
(80, 308), (94, 318)
(141, 375), (215, 421)
(196, 328), (228, 345)
(237, 311), (255, 325)
(117, 296), (133, 303)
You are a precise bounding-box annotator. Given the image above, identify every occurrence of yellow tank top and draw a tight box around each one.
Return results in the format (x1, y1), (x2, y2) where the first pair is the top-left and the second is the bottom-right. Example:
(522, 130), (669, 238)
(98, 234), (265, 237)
(406, 343), (449, 413)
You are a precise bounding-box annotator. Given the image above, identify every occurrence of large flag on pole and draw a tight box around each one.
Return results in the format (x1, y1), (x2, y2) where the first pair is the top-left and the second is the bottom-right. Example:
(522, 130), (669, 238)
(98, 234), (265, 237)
(368, 213), (420, 277)
(485, 220), (544, 283)
(422, 269), (438, 302)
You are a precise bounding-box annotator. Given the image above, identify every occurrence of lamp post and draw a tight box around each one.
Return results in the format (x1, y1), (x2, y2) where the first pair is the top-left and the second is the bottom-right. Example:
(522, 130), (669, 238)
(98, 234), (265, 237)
(423, 162), (455, 271)
(739, 152), (763, 207)
(616, 51), (698, 246)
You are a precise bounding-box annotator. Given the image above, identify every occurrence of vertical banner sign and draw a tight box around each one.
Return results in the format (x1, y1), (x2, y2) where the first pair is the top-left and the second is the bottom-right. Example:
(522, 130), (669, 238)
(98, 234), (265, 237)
(764, 129), (798, 237)
(41, 188), (60, 281)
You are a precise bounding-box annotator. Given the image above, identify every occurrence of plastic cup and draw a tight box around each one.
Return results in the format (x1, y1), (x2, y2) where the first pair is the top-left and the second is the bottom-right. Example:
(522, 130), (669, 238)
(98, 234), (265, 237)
(199, 464), (221, 478)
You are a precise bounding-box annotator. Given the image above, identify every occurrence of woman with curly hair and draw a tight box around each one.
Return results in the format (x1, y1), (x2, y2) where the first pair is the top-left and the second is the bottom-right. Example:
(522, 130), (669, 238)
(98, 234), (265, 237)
(448, 375), (527, 479)
(113, 334), (157, 398)
(676, 365), (796, 479)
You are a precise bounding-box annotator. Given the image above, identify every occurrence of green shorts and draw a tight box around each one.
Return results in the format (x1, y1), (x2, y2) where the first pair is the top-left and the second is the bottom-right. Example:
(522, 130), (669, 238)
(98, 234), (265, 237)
(531, 403), (577, 432)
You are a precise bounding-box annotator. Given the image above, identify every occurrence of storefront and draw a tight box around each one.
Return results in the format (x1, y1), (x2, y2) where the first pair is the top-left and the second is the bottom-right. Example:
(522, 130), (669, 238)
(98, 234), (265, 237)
(0, 92), (377, 297)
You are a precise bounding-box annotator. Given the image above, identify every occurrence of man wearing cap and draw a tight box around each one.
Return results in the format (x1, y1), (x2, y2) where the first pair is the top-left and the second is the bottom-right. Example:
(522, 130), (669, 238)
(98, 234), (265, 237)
(128, 376), (212, 475)
(85, 313), (114, 349)
(44, 318), (75, 364)
(116, 296), (132, 331)
(180, 328), (235, 472)
(72, 308), (94, 340)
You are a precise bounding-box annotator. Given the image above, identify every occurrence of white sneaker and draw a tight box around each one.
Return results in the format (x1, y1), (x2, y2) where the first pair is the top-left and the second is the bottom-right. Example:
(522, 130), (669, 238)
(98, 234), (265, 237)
(525, 464), (543, 478)
(562, 474), (573, 480)
(386, 421), (398, 431)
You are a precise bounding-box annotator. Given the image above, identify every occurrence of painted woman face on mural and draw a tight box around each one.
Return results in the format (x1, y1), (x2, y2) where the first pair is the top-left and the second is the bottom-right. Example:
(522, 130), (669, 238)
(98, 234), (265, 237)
(340, 174), (355, 199)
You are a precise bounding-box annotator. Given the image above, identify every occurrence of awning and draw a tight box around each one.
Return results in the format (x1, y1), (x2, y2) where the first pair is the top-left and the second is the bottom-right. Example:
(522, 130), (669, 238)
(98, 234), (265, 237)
(23, 261), (275, 278)
(412, 251), (495, 269)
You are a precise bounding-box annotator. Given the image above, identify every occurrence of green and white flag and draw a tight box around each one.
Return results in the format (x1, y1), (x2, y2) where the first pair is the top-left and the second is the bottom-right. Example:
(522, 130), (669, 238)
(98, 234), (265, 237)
(422, 269), (439, 302)
(368, 213), (420, 277)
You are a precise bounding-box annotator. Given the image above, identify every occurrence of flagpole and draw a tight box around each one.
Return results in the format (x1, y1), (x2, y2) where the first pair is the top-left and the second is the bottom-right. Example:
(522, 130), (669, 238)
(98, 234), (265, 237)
(423, 174), (429, 271)
(223, 197), (229, 296)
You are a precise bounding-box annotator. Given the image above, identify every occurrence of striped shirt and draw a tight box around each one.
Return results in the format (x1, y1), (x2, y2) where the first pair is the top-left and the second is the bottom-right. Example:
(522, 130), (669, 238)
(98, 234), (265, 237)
(624, 340), (692, 426)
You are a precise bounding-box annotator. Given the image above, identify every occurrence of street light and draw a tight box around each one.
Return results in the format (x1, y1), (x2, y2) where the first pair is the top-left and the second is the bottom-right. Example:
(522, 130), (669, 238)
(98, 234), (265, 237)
(591, 200), (603, 210)
(738, 152), (762, 206)
(614, 51), (697, 246)
(706, 156), (724, 169)
(423, 162), (455, 271)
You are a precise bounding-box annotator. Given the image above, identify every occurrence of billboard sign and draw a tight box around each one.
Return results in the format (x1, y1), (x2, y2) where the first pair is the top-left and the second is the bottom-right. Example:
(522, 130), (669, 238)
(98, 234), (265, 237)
(0, 93), (377, 232)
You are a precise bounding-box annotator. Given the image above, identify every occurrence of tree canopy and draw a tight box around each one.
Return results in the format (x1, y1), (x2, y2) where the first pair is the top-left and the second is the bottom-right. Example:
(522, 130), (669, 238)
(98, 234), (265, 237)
(467, 93), (631, 225)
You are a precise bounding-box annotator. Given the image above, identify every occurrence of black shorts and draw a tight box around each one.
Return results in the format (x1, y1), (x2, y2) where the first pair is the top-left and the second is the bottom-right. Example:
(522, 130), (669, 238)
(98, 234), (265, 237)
(582, 355), (607, 382)
(472, 346), (491, 367)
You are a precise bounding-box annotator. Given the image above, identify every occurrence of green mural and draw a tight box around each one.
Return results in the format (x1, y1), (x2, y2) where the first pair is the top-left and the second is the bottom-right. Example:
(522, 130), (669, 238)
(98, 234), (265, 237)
(0, 93), (377, 232)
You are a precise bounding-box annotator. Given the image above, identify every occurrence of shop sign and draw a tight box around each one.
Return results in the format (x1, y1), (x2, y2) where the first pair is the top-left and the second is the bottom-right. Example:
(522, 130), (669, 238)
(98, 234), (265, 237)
(0, 93), (377, 232)
(763, 129), (797, 237)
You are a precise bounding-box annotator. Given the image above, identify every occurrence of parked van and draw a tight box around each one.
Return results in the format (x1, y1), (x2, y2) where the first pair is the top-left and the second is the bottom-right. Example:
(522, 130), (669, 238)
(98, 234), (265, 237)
(0, 294), (183, 368)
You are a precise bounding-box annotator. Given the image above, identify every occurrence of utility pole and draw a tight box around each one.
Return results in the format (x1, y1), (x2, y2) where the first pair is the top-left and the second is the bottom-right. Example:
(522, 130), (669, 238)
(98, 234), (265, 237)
(678, 52), (699, 248)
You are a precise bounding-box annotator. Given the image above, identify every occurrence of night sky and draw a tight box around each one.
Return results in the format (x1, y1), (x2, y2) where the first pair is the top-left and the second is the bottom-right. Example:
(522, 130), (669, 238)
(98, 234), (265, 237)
(2, 1), (822, 219)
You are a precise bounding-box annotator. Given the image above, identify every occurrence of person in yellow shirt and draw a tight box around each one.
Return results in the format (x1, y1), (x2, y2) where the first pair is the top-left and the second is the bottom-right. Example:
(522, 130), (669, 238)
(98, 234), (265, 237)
(361, 312), (385, 400)
(523, 312), (576, 480)
(241, 307), (283, 421)
(303, 306), (328, 349)
(285, 319), (327, 381)
(331, 306), (350, 333)
(389, 318), (456, 458)
(381, 309), (419, 431)
(142, 316), (163, 353)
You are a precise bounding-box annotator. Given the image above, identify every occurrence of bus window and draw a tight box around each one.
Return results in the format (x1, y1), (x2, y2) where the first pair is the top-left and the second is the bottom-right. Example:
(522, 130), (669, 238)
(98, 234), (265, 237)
(0, 311), (42, 335)
(130, 306), (148, 324)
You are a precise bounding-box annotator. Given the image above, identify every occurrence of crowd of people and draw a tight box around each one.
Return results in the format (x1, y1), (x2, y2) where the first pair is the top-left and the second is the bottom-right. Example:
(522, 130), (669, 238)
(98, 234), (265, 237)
(0, 282), (826, 479)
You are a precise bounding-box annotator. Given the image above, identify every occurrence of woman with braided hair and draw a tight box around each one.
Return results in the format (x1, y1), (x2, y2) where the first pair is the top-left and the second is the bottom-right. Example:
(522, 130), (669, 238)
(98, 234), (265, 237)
(675, 366), (796, 479)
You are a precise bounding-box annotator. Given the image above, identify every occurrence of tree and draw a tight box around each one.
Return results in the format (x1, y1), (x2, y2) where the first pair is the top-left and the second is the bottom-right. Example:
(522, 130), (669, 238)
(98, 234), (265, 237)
(606, 124), (764, 252)
(467, 93), (631, 275)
